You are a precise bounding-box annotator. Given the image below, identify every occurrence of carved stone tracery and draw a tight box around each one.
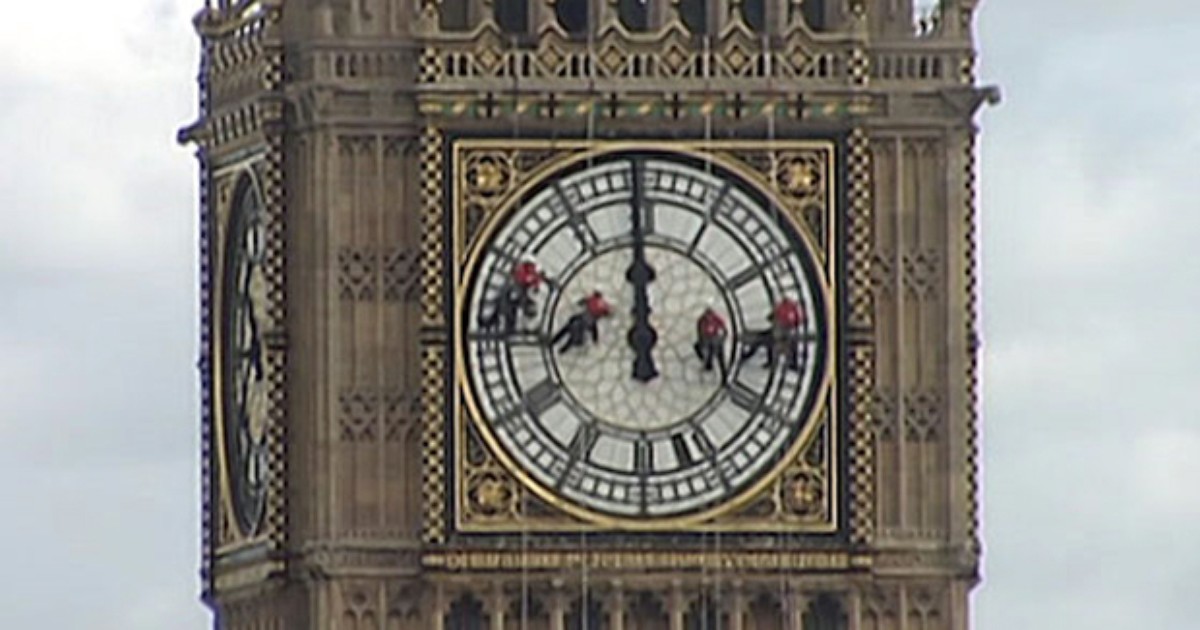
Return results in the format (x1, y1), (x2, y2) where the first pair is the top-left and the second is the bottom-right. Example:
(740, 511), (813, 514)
(338, 246), (423, 303)
(338, 388), (422, 444)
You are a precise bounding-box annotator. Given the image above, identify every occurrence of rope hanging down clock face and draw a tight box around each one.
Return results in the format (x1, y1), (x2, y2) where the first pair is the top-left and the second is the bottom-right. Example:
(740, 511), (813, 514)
(460, 151), (830, 523)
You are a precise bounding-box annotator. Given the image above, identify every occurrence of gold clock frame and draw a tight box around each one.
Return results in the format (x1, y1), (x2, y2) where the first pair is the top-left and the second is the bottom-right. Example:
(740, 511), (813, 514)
(424, 135), (850, 538)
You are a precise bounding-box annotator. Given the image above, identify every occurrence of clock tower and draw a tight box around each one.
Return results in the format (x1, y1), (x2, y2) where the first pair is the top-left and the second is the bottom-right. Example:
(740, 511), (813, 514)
(181, 0), (997, 628)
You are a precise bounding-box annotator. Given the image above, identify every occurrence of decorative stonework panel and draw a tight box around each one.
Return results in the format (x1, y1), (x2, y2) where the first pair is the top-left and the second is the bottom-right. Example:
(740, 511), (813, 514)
(420, 127), (446, 328)
(338, 388), (423, 444)
(338, 389), (379, 443)
(419, 23), (858, 86)
(906, 584), (949, 630)
(901, 250), (941, 300)
(338, 247), (422, 302)
(902, 389), (942, 442)
(339, 247), (377, 301)
(866, 132), (960, 541)
(861, 586), (900, 630)
(383, 249), (422, 302)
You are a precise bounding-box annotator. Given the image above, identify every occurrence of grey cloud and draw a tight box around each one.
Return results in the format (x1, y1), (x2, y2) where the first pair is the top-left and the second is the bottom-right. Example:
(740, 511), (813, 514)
(977, 2), (1200, 628)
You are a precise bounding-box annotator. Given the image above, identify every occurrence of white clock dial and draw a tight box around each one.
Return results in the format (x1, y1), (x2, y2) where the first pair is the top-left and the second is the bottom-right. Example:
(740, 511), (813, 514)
(462, 153), (827, 520)
(551, 247), (727, 432)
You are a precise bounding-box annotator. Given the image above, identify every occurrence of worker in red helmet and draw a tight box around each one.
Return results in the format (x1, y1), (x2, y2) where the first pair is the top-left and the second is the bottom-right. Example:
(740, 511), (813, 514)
(769, 298), (805, 370)
(553, 290), (612, 353)
(480, 254), (549, 335)
(693, 306), (729, 380)
(512, 255), (544, 312)
(741, 298), (806, 370)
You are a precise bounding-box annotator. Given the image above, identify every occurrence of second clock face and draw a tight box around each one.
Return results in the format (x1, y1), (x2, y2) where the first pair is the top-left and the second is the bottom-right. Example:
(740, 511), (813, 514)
(220, 176), (269, 536)
(461, 152), (829, 521)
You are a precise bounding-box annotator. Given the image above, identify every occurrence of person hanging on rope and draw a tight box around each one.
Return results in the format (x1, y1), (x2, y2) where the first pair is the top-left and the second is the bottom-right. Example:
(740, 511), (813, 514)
(480, 254), (550, 335)
(511, 254), (546, 317)
(693, 306), (729, 380)
(741, 297), (805, 370)
(552, 290), (612, 353)
(769, 297), (805, 370)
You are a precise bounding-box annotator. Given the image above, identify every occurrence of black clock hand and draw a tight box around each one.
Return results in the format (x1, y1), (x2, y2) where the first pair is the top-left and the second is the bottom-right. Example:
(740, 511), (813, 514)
(626, 158), (659, 382)
(239, 262), (265, 382)
(246, 302), (264, 381)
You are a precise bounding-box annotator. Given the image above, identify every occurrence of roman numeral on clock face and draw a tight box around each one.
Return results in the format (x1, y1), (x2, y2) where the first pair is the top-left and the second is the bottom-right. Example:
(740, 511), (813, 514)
(554, 184), (599, 253)
(567, 423), (600, 460)
(635, 440), (653, 476)
(728, 380), (762, 412)
(522, 380), (561, 416)
(671, 434), (695, 467)
(728, 266), (761, 290)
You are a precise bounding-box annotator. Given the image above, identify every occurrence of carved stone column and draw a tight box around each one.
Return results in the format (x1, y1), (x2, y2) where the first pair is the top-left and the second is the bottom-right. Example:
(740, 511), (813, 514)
(846, 588), (862, 630)
(785, 588), (809, 630)
(431, 584), (449, 630)
(607, 581), (627, 630)
(531, 0), (555, 33)
(668, 582), (685, 630)
(710, 0), (732, 33)
(727, 582), (747, 630)
(313, 0), (336, 36)
(648, 0), (671, 29)
(785, 0), (806, 29)
(486, 585), (508, 630)
(549, 582), (567, 630)
(766, 0), (790, 34)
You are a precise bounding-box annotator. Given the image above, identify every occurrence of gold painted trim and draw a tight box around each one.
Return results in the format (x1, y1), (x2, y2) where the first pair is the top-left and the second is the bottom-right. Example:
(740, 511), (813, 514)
(845, 128), (875, 545)
(449, 139), (841, 532)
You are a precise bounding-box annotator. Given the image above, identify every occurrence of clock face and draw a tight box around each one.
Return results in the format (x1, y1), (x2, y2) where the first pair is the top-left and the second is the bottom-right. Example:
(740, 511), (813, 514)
(461, 153), (829, 521)
(219, 177), (269, 535)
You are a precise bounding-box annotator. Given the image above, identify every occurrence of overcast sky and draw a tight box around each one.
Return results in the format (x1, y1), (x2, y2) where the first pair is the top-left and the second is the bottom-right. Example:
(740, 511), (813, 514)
(0, 1), (1196, 628)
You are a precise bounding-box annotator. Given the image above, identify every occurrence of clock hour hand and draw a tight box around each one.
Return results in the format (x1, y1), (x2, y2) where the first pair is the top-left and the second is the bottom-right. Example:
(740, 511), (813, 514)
(626, 158), (659, 382)
(246, 305), (264, 381)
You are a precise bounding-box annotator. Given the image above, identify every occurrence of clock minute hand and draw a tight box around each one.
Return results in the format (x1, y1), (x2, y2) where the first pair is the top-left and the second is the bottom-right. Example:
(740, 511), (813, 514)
(626, 158), (659, 383)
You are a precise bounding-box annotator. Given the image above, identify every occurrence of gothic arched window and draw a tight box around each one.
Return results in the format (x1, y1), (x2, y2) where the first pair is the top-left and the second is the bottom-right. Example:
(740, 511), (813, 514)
(566, 596), (605, 630)
(618, 0), (652, 31)
(629, 592), (668, 630)
(679, 0), (710, 35)
(803, 594), (848, 630)
(801, 0), (828, 32)
(748, 593), (785, 629)
(742, 0), (767, 32)
(446, 595), (487, 630)
(684, 594), (726, 630)
(495, 0), (529, 34)
(439, 0), (471, 31)
(556, 0), (590, 36)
